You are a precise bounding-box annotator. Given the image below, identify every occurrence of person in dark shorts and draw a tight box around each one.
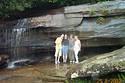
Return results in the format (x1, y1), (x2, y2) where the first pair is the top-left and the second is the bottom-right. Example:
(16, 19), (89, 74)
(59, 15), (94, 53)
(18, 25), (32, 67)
(68, 34), (75, 63)
(62, 34), (69, 63)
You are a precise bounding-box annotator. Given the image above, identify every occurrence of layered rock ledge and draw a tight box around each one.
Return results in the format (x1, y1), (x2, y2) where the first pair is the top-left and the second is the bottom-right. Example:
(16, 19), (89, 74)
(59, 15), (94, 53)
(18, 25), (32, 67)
(66, 46), (125, 78)
(0, 1), (125, 48)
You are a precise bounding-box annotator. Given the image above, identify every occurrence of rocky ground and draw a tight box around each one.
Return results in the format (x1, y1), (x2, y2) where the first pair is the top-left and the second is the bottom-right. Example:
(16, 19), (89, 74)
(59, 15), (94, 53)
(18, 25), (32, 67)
(66, 46), (125, 79)
(0, 54), (9, 68)
(0, 62), (75, 83)
(0, 46), (125, 83)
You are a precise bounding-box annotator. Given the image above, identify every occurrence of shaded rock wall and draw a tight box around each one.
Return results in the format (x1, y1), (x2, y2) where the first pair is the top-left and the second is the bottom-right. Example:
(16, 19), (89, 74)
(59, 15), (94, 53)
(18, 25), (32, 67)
(0, 1), (125, 49)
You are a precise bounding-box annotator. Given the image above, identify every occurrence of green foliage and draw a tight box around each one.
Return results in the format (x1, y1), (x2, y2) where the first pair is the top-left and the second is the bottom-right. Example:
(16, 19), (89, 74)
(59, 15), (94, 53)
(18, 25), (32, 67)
(65, 72), (125, 83)
(96, 17), (111, 25)
(99, 4), (109, 16)
(96, 17), (106, 24)
(0, 0), (33, 17)
(100, 9), (109, 16)
(89, 8), (96, 16)
(116, 72), (125, 82)
(0, 0), (112, 18)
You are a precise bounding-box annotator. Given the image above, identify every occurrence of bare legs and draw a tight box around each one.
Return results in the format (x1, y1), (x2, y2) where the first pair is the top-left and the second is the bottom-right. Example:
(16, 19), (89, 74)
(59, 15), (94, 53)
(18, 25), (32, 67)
(69, 49), (75, 63)
(54, 48), (62, 64)
(63, 54), (67, 63)
(55, 46), (79, 64)
(74, 50), (79, 63)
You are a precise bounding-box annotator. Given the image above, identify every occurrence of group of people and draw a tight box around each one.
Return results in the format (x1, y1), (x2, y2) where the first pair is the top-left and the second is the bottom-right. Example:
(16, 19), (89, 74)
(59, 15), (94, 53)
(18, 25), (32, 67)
(54, 34), (81, 64)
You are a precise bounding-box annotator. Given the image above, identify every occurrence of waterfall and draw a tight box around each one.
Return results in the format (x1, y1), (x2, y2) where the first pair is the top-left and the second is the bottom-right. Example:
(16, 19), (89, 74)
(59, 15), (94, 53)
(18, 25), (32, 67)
(12, 28), (26, 60)
(8, 19), (28, 68)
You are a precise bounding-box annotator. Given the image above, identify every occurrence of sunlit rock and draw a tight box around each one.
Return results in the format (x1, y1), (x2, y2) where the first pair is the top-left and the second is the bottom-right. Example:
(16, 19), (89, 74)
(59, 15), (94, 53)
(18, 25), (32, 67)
(71, 72), (79, 78)
(65, 1), (125, 17)
(66, 46), (125, 78)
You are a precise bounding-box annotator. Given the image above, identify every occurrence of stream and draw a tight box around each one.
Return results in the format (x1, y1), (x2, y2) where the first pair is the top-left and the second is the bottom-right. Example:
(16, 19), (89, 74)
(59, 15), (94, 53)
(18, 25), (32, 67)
(0, 45), (123, 83)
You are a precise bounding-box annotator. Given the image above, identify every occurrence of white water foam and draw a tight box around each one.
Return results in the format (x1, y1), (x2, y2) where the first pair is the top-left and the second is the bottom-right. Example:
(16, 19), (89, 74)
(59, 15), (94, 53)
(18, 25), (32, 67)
(7, 59), (30, 69)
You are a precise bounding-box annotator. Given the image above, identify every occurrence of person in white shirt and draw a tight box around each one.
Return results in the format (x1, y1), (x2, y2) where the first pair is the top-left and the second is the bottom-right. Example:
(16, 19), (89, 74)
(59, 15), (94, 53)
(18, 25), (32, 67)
(54, 34), (64, 64)
(73, 36), (81, 63)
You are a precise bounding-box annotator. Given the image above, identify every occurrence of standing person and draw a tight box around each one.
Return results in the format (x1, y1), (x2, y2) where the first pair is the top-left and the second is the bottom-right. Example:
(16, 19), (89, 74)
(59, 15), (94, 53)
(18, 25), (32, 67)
(68, 34), (75, 63)
(54, 34), (64, 64)
(62, 34), (69, 63)
(74, 36), (81, 63)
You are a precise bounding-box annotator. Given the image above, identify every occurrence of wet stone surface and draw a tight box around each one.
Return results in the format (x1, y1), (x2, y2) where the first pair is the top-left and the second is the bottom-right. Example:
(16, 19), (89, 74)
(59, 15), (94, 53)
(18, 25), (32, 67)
(0, 62), (76, 83)
(66, 46), (125, 79)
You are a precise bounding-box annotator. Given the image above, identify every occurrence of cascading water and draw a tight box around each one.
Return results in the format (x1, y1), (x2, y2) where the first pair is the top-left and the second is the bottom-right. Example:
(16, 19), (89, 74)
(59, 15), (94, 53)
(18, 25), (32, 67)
(6, 18), (55, 68)
(12, 28), (26, 60)
(8, 19), (28, 68)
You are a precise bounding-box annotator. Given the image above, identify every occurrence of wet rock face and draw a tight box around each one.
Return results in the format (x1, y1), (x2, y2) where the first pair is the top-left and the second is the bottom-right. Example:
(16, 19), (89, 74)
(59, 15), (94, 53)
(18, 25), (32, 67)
(0, 54), (9, 68)
(66, 46), (125, 78)
(0, 1), (125, 48)
(0, 1), (124, 70)
(78, 16), (125, 37)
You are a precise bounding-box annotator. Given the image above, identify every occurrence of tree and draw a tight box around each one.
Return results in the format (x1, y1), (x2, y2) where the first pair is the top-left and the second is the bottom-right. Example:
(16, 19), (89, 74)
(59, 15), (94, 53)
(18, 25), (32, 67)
(0, 0), (113, 18)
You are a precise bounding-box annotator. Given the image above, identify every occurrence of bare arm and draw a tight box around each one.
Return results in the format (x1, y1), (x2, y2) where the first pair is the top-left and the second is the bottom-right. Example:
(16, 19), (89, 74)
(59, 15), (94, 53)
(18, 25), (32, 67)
(55, 38), (58, 44)
(79, 40), (81, 50)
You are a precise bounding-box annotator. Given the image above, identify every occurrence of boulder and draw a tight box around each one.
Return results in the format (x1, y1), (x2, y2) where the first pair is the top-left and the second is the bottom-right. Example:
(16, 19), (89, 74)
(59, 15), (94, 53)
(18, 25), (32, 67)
(0, 54), (9, 68)
(66, 46), (125, 78)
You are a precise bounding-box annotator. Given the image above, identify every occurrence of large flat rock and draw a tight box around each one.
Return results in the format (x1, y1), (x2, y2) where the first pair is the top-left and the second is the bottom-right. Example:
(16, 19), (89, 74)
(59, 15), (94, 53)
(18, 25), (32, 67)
(65, 1), (125, 17)
(66, 46), (125, 78)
